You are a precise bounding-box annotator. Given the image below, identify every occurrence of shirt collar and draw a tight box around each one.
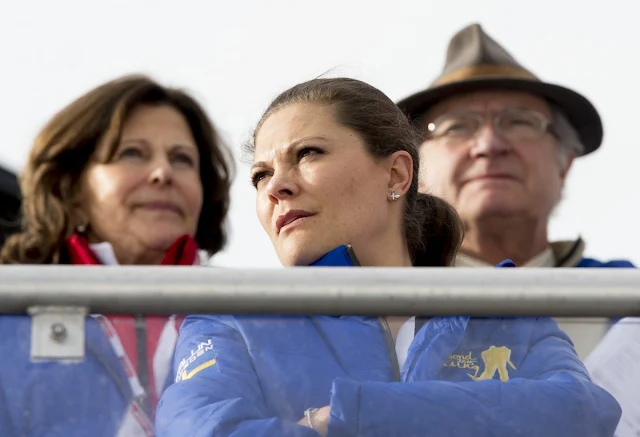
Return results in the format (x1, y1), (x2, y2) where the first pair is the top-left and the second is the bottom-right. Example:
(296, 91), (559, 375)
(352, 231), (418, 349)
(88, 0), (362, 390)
(455, 246), (555, 268)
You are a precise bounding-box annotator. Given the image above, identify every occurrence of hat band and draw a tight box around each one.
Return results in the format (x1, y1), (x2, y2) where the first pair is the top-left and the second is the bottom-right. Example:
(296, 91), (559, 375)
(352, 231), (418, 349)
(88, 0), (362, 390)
(432, 64), (539, 87)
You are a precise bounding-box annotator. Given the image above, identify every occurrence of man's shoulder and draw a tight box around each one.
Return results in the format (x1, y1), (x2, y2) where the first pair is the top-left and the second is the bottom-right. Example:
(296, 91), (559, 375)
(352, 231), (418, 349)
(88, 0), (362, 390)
(552, 239), (636, 268)
(576, 257), (636, 268)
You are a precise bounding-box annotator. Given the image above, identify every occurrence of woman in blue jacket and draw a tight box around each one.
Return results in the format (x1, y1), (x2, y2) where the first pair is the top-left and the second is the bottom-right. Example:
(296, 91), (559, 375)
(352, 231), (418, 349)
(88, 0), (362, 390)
(156, 78), (621, 437)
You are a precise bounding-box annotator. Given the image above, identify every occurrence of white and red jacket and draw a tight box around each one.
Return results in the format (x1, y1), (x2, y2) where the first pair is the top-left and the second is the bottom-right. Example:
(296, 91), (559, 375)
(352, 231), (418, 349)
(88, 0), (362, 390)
(66, 233), (200, 436)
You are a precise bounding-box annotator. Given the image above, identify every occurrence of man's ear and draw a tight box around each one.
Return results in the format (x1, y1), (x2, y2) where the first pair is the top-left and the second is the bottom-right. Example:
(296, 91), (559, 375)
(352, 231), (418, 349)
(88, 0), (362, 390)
(559, 149), (574, 185)
(387, 150), (413, 196)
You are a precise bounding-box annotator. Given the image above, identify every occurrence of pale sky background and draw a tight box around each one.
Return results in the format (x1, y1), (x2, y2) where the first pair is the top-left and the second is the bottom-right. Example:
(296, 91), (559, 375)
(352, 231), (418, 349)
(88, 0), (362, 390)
(0, 0), (637, 268)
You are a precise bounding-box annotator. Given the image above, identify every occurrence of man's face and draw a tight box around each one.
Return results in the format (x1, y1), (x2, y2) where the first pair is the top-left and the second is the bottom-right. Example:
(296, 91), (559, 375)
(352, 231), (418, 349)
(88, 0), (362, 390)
(418, 90), (573, 225)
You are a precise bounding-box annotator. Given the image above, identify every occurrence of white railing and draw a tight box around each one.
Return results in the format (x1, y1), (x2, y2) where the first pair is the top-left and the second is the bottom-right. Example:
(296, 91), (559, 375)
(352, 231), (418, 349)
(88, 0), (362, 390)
(2, 266), (639, 360)
(1, 266), (639, 316)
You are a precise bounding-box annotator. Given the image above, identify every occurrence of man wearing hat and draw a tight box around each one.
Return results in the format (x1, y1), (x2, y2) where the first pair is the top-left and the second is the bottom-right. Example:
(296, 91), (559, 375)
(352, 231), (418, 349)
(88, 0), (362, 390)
(398, 23), (634, 358)
(0, 164), (21, 248)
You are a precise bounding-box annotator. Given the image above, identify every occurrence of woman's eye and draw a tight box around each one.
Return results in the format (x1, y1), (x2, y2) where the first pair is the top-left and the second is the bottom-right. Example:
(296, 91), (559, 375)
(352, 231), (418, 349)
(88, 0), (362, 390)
(173, 153), (195, 166)
(117, 147), (142, 159)
(251, 171), (268, 188)
(297, 147), (323, 160)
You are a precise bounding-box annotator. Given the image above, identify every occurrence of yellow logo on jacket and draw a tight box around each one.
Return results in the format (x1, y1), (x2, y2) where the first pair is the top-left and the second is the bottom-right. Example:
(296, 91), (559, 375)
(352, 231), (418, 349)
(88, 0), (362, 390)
(175, 339), (216, 382)
(179, 358), (216, 381)
(445, 345), (515, 382)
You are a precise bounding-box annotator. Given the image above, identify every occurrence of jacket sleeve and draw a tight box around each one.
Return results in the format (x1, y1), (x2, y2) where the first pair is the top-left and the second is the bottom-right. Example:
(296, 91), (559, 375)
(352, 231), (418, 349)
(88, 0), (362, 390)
(155, 315), (318, 437)
(326, 318), (622, 437)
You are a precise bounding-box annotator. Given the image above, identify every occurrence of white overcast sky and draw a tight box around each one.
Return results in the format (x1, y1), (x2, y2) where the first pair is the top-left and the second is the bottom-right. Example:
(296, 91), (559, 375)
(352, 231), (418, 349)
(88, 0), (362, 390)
(0, 0), (637, 267)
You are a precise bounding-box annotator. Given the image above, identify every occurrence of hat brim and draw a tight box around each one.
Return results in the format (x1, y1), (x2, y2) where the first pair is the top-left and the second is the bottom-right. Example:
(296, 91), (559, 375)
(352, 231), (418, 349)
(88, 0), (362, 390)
(396, 78), (602, 156)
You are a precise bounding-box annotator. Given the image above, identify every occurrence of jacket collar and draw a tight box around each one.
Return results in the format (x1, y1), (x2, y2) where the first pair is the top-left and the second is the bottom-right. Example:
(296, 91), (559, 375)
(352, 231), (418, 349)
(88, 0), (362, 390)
(311, 245), (515, 268)
(310, 245), (361, 267)
(454, 238), (585, 268)
(65, 233), (201, 266)
(551, 238), (585, 267)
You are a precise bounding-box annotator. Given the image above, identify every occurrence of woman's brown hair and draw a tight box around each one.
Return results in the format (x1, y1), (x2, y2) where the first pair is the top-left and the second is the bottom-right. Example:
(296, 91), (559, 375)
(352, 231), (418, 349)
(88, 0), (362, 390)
(1, 74), (233, 264)
(246, 77), (463, 266)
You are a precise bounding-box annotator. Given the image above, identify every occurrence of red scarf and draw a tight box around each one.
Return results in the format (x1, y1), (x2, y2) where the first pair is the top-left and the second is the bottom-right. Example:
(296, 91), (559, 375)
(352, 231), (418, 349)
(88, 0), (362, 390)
(65, 233), (196, 418)
(66, 233), (200, 266)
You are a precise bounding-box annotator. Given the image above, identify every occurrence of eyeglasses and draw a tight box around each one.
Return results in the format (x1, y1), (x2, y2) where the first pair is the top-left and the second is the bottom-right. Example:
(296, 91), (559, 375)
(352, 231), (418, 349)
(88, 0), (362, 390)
(425, 109), (556, 143)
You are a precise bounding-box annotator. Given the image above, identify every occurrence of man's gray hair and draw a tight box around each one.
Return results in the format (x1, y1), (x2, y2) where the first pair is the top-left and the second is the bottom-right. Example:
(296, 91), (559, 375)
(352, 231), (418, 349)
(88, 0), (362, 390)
(550, 104), (585, 167)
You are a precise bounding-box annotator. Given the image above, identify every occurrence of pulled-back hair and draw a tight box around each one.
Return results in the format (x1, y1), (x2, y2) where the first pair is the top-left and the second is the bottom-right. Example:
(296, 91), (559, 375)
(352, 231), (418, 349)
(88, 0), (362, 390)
(246, 78), (463, 266)
(1, 74), (233, 264)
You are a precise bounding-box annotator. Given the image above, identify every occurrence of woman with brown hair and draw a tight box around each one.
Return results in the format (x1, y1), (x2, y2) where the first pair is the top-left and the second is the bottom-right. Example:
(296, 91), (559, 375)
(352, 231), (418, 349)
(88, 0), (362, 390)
(0, 75), (232, 436)
(157, 78), (620, 437)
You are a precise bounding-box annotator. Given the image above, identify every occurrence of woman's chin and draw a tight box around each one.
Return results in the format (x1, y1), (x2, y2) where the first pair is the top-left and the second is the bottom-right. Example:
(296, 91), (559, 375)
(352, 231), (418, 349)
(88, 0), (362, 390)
(277, 243), (332, 267)
(141, 230), (190, 252)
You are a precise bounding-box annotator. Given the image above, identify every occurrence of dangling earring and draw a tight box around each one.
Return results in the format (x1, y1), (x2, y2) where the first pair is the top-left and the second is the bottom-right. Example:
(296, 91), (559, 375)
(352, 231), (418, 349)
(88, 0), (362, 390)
(389, 190), (400, 201)
(76, 223), (87, 234)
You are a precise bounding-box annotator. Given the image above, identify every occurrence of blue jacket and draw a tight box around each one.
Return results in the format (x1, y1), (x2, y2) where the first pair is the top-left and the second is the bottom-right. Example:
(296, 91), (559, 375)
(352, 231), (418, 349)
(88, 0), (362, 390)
(0, 316), (134, 437)
(0, 315), (165, 437)
(156, 246), (622, 437)
(576, 258), (634, 268)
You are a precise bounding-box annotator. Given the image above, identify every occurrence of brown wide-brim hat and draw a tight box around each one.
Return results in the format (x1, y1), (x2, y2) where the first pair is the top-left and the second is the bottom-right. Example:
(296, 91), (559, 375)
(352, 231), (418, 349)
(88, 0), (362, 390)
(397, 23), (602, 156)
